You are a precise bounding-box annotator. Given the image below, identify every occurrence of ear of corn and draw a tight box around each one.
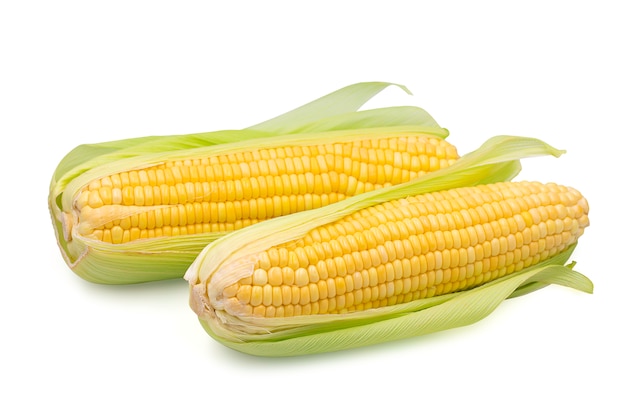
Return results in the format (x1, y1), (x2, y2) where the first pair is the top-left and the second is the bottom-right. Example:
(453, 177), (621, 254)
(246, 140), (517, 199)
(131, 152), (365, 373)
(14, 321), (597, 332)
(185, 136), (592, 356)
(49, 82), (459, 284)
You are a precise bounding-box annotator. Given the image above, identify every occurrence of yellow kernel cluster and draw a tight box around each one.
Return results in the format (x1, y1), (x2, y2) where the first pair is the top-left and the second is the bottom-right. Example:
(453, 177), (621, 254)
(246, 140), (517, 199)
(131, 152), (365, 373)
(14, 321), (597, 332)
(221, 181), (589, 318)
(74, 135), (458, 243)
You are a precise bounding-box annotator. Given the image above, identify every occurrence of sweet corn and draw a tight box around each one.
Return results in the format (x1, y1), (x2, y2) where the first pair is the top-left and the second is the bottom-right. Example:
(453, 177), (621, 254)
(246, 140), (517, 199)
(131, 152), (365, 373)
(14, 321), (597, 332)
(186, 136), (593, 356)
(70, 134), (457, 245)
(49, 82), (457, 284)
(203, 181), (588, 317)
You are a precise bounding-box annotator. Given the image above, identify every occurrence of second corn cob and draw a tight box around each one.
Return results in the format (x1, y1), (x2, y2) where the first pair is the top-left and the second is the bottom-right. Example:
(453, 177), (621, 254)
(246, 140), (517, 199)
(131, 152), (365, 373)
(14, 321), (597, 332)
(185, 136), (592, 356)
(70, 133), (457, 245)
(207, 181), (588, 319)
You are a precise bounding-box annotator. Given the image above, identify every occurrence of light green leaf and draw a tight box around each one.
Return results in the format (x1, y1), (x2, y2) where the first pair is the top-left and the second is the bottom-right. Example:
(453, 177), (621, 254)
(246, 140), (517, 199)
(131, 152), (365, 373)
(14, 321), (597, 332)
(291, 106), (445, 135)
(248, 82), (410, 134)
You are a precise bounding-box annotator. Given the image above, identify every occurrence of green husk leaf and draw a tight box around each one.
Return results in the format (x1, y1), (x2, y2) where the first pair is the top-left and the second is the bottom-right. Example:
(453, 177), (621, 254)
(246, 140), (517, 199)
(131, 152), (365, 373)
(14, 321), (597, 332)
(290, 106), (445, 135)
(248, 82), (410, 134)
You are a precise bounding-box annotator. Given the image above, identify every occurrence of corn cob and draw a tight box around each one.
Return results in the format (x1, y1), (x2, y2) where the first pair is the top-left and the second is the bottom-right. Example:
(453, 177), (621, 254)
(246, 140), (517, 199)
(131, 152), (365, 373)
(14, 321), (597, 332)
(203, 181), (587, 316)
(49, 82), (458, 284)
(68, 133), (457, 245)
(186, 136), (592, 356)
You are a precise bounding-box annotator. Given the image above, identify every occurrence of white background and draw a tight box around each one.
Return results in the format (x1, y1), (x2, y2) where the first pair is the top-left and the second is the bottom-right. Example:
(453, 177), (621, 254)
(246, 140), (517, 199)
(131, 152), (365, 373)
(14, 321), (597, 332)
(2, 1), (624, 416)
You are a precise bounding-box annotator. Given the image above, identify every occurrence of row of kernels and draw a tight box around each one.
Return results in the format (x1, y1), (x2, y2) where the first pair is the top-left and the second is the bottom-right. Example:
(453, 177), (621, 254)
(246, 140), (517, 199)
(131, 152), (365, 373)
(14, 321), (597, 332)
(83, 173), (353, 208)
(92, 222), (250, 243)
(83, 195), (322, 230)
(356, 136), (437, 154)
(227, 281), (416, 317)
(228, 273), (466, 317)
